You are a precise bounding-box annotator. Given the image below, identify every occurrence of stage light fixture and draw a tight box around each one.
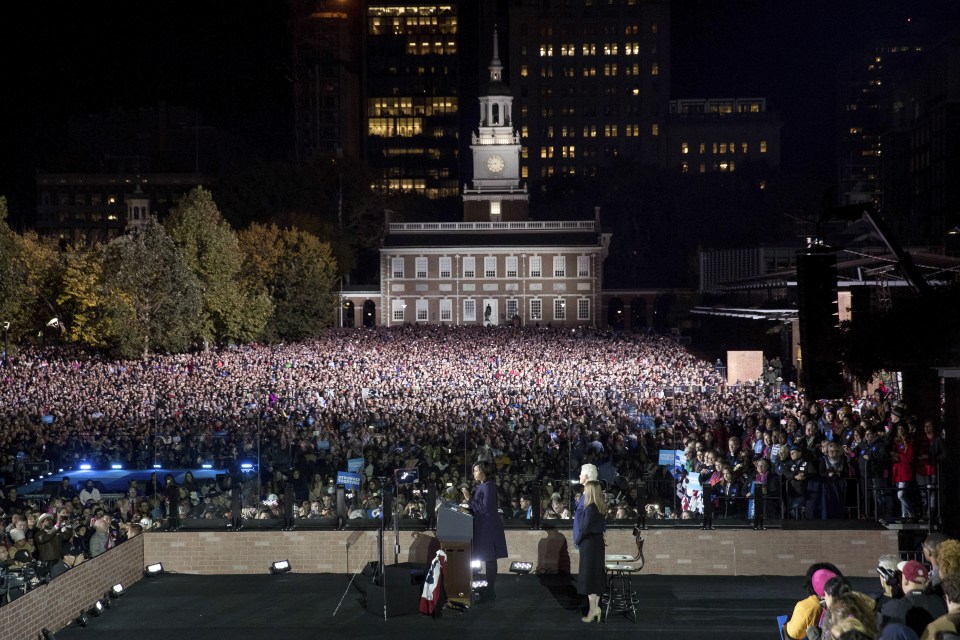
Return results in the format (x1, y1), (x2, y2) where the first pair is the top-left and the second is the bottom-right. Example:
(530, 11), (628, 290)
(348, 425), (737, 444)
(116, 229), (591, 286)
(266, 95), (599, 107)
(470, 560), (482, 570)
(41, 628), (56, 640)
(111, 463), (123, 470)
(144, 562), (164, 576)
(76, 610), (89, 627)
(90, 600), (105, 616)
(109, 583), (124, 597)
(509, 561), (533, 574)
(471, 580), (488, 589)
(270, 559), (291, 575)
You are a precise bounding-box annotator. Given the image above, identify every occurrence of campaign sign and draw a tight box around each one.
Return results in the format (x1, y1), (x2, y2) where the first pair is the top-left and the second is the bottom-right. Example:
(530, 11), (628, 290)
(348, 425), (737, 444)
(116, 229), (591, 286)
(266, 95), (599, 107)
(347, 457), (364, 472)
(658, 449), (678, 466)
(337, 471), (362, 487)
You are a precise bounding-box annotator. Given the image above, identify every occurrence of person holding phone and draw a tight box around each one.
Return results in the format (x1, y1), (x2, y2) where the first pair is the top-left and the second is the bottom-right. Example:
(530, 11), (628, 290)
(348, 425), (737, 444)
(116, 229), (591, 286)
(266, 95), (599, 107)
(461, 460), (508, 603)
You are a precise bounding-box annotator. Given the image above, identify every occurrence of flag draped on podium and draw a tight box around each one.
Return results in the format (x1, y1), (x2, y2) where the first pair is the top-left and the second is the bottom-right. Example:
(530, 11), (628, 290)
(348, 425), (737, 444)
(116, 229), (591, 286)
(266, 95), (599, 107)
(419, 549), (447, 616)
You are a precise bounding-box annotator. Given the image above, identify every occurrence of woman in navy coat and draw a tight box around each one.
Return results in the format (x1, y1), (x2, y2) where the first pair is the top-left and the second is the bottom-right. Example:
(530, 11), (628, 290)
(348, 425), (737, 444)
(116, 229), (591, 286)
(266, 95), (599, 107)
(574, 479), (607, 623)
(461, 460), (508, 602)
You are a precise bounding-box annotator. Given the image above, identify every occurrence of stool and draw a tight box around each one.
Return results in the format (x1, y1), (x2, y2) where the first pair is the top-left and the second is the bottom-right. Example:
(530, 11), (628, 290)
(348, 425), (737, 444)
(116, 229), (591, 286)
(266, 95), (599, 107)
(602, 563), (638, 623)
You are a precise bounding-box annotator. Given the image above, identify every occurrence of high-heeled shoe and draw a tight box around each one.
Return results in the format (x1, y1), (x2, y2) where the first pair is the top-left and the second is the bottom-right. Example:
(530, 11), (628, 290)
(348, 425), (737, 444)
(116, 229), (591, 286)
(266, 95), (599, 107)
(581, 608), (601, 623)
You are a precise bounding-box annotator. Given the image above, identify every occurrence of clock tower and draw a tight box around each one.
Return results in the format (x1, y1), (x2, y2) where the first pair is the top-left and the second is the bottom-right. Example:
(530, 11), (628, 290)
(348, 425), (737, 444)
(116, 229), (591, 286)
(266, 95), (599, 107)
(464, 29), (528, 222)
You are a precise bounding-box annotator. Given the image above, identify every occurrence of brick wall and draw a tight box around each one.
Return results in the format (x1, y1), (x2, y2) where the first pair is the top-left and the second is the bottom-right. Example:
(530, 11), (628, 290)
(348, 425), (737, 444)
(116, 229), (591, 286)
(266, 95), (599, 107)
(0, 536), (144, 640)
(143, 527), (897, 579)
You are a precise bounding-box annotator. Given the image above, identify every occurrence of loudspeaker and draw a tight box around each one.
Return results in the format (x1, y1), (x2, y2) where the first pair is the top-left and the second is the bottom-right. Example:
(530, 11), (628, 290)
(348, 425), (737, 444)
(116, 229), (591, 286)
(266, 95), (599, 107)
(363, 563), (428, 617)
(796, 247), (844, 399)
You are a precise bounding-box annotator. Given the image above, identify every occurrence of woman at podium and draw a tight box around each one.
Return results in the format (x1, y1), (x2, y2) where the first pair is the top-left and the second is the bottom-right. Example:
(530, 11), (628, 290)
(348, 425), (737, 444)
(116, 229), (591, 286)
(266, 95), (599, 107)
(461, 460), (508, 603)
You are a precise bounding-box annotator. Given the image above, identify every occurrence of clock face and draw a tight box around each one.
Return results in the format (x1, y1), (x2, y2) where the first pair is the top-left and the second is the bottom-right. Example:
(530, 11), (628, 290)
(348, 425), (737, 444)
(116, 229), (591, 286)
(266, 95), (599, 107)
(486, 154), (505, 173)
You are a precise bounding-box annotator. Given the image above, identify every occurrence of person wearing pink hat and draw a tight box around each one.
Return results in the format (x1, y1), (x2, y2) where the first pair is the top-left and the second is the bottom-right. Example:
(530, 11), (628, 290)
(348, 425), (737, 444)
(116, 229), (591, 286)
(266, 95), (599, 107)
(783, 563), (842, 640)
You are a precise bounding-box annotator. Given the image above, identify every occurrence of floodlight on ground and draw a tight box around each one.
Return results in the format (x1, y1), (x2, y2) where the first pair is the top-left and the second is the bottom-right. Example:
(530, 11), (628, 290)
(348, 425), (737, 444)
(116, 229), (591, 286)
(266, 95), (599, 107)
(270, 559), (291, 575)
(510, 561), (533, 574)
(144, 563), (164, 576)
(111, 463), (123, 470)
(471, 560), (482, 570)
(109, 583), (124, 598)
(471, 580), (488, 589)
(79, 463), (92, 471)
(75, 610), (89, 627)
(90, 599), (105, 616)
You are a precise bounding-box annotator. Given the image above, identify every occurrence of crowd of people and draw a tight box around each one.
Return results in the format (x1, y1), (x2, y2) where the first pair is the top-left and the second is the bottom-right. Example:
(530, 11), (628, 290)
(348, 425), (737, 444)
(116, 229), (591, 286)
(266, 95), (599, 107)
(0, 324), (950, 590)
(782, 533), (960, 640)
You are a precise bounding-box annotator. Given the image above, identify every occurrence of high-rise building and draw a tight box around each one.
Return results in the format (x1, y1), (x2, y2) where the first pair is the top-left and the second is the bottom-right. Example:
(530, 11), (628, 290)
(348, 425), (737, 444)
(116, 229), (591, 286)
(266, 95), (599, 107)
(664, 98), (781, 176)
(290, 0), (363, 162)
(362, 1), (467, 198)
(507, 0), (671, 190)
(836, 42), (926, 211)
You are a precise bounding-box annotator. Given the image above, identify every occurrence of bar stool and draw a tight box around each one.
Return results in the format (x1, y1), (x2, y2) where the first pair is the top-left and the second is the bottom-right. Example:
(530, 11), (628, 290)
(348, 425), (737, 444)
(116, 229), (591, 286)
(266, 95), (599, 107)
(602, 520), (644, 623)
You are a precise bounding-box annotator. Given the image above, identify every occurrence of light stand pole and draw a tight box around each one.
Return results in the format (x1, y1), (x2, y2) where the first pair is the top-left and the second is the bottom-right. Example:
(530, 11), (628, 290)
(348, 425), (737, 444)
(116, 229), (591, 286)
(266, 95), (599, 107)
(2, 321), (9, 368)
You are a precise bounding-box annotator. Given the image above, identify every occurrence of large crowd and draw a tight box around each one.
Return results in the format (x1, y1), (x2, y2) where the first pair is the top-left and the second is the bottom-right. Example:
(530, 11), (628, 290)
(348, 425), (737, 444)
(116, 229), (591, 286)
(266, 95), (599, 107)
(0, 325), (946, 528)
(0, 325), (956, 636)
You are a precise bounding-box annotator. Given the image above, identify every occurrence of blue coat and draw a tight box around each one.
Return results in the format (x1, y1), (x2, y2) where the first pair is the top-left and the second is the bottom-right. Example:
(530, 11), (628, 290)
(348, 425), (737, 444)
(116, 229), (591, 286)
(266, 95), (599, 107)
(469, 479), (508, 561)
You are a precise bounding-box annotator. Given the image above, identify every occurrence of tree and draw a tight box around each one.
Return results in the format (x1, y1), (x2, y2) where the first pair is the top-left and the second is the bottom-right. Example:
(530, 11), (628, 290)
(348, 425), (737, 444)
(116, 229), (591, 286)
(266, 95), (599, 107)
(238, 223), (338, 341)
(103, 220), (203, 358)
(56, 243), (112, 348)
(164, 186), (271, 345)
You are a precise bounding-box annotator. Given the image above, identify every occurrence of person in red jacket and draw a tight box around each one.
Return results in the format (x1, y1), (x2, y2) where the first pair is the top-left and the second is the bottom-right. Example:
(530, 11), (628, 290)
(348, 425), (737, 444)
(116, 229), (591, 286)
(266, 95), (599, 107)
(891, 423), (915, 520)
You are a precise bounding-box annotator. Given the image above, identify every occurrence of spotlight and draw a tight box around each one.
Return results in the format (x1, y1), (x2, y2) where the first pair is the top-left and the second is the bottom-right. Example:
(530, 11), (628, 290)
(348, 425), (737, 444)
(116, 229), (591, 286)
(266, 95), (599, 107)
(79, 463), (92, 470)
(270, 560), (292, 575)
(470, 560), (482, 570)
(76, 610), (89, 627)
(509, 561), (533, 574)
(90, 600), (105, 616)
(109, 583), (124, 598)
(144, 562), (164, 576)
(471, 580), (488, 589)
(41, 628), (56, 640)
(111, 463), (123, 470)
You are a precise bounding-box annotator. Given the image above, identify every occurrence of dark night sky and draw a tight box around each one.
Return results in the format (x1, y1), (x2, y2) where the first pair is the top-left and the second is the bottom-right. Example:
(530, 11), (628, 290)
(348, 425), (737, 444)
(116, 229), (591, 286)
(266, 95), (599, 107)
(2, 1), (959, 223)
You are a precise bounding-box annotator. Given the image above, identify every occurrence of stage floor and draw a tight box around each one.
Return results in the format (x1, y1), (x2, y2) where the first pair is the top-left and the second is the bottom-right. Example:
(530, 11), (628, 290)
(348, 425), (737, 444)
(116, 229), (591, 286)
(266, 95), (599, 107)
(51, 571), (878, 640)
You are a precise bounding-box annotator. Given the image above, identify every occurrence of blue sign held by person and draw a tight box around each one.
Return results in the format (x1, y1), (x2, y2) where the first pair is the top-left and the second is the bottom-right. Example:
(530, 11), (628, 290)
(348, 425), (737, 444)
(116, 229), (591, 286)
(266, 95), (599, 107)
(347, 457), (364, 473)
(337, 471), (361, 487)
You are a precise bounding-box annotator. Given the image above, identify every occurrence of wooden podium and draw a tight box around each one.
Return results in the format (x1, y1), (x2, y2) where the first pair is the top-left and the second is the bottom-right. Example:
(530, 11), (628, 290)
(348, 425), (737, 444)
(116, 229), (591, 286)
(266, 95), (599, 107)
(436, 503), (473, 607)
